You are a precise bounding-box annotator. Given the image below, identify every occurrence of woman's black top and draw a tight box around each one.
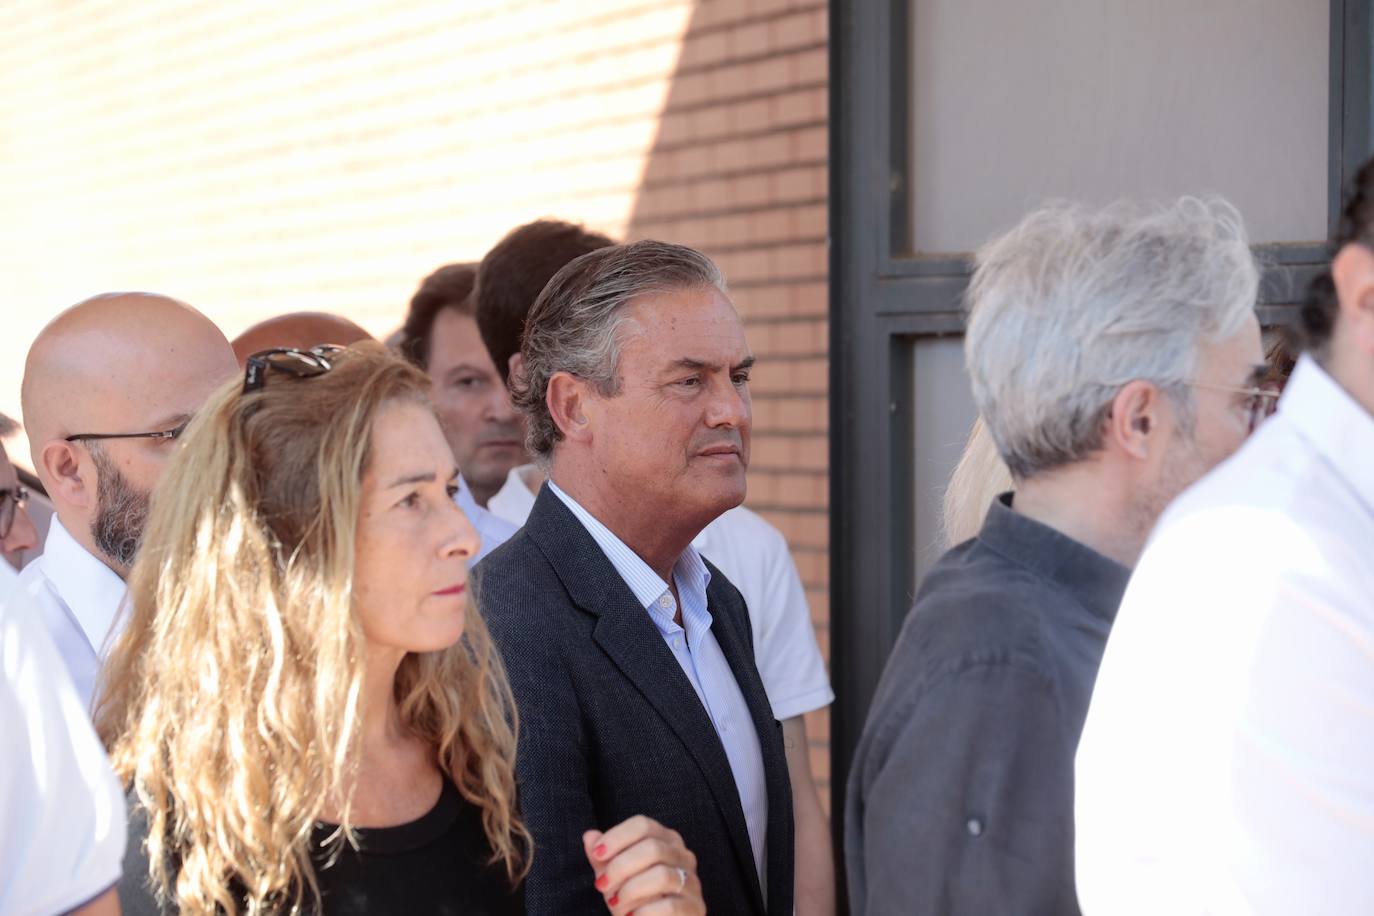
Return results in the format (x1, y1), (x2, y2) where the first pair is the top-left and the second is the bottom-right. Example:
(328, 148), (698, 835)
(119, 780), (525, 915)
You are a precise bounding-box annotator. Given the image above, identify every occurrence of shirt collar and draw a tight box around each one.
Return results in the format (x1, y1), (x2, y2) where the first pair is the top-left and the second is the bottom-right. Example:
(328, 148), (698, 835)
(1278, 354), (1374, 517)
(486, 464), (539, 526)
(547, 480), (713, 636)
(36, 517), (128, 657)
(976, 493), (1133, 625)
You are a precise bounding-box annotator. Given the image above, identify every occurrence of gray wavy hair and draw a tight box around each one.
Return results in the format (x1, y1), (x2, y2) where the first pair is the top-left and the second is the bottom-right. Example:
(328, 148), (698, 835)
(511, 239), (726, 464)
(965, 196), (1259, 480)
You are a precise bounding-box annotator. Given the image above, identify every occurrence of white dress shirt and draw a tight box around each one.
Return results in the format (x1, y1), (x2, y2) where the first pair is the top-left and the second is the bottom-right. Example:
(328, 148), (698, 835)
(454, 474), (519, 565)
(491, 464), (834, 720)
(0, 560), (17, 598)
(548, 480), (771, 895)
(14, 518), (127, 711)
(0, 574), (126, 916)
(1075, 355), (1374, 915)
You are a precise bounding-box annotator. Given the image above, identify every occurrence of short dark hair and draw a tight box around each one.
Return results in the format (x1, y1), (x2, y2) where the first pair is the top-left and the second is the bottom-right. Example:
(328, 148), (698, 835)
(1299, 156), (1374, 353)
(511, 240), (726, 464)
(475, 220), (614, 383)
(400, 263), (477, 369)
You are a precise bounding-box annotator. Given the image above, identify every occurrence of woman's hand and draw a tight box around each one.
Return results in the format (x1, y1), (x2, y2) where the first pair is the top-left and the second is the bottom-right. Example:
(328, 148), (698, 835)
(583, 815), (706, 915)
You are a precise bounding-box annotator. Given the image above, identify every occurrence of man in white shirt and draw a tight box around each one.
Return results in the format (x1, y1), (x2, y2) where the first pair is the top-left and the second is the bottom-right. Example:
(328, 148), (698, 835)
(0, 574), (127, 916)
(396, 262), (533, 562)
(16, 293), (238, 708)
(1076, 163), (1374, 914)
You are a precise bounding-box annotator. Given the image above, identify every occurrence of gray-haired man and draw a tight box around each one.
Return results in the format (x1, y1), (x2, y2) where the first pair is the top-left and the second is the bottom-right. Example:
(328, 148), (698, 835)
(845, 198), (1269, 915)
(476, 240), (794, 915)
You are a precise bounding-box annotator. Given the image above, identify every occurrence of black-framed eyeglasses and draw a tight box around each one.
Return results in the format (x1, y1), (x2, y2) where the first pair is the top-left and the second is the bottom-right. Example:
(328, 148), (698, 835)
(0, 486), (28, 540)
(243, 345), (345, 394)
(65, 419), (190, 444)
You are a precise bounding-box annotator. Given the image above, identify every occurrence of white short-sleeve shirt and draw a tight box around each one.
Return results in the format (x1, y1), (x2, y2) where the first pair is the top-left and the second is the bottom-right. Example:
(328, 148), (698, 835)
(488, 466), (834, 720)
(1076, 355), (1374, 915)
(0, 574), (127, 916)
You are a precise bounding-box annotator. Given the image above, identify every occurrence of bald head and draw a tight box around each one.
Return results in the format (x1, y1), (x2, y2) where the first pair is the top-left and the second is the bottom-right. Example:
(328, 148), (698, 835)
(21, 292), (237, 573)
(231, 311), (373, 365)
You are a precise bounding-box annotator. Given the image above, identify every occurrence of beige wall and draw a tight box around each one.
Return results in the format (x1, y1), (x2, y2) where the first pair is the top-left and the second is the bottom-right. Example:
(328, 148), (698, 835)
(1, 0), (833, 804)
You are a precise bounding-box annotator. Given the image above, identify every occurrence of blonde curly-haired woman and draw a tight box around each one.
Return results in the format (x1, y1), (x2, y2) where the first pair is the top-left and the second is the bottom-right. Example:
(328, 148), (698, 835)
(99, 343), (704, 915)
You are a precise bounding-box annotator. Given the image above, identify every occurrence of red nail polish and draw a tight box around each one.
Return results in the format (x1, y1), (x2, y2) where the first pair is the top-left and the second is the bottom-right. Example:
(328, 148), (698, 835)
(595, 875), (608, 890)
(609, 895), (619, 906)
(594, 843), (607, 858)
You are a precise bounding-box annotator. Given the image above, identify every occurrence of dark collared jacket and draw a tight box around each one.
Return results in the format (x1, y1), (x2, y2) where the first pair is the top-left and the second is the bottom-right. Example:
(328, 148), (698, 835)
(845, 494), (1131, 916)
(476, 485), (794, 916)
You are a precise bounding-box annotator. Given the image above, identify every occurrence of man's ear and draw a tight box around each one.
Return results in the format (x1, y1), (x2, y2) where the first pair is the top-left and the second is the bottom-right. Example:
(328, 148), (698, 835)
(1104, 380), (1162, 462)
(40, 439), (95, 509)
(1331, 242), (1374, 355)
(546, 371), (593, 445)
(507, 352), (526, 388)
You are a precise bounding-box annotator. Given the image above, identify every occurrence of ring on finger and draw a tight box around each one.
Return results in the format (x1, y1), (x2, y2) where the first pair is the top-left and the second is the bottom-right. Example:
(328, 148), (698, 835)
(675, 866), (687, 894)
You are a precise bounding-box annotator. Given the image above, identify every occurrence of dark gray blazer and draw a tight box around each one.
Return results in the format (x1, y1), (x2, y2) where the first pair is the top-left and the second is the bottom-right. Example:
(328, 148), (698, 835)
(476, 485), (794, 916)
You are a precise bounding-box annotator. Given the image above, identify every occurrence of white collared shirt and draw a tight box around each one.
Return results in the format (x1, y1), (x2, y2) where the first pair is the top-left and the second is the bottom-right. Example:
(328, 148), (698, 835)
(548, 480), (770, 896)
(0, 560), (17, 599)
(1075, 355), (1374, 915)
(0, 575), (126, 915)
(492, 464), (834, 720)
(454, 474), (519, 564)
(13, 518), (127, 711)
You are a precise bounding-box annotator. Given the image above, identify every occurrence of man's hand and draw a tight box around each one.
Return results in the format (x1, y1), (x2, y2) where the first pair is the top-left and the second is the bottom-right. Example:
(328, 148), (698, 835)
(583, 815), (706, 915)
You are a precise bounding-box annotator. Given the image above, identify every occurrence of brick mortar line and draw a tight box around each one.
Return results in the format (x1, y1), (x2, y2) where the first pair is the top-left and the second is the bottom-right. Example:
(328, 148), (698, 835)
(677, 3), (828, 42)
(630, 194), (827, 224)
(681, 234), (827, 254)
(667, 40), (828, 86)
(719, 272), (829, 289)
(22, 39), (817, 147)
(746, 350), (830, 360)
(739, 312), (829, 326)
(636, 158), (827, 191)
(632, 114), (826, 157)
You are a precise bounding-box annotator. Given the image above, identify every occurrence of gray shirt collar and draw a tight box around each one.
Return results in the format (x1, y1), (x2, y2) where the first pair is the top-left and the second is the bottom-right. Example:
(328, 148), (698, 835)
(976, 492), (1132, 625)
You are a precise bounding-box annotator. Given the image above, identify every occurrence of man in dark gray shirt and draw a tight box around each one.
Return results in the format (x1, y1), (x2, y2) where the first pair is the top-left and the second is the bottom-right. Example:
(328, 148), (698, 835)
(845, 198), (1273, 915)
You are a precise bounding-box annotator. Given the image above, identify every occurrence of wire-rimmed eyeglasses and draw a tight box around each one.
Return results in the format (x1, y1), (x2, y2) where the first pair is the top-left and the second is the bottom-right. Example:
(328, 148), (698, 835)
(1187, 381), (1280, 434)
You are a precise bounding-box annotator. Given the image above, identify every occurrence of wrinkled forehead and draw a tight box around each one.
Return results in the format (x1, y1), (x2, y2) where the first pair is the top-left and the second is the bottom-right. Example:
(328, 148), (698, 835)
(618, 286), (750, 362)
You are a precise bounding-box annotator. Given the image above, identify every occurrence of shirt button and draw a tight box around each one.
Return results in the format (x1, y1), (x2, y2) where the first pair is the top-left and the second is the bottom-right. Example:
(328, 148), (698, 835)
(658, 595), (673, 609)
(966, 818), (984, 837)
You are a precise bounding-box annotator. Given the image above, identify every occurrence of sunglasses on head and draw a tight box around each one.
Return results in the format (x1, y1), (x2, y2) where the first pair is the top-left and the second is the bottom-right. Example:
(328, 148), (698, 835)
(242, 345), (347, 394)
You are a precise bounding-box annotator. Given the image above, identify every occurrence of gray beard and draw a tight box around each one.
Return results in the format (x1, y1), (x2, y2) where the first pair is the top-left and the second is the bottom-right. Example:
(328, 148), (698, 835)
(89, 444), (151, 569)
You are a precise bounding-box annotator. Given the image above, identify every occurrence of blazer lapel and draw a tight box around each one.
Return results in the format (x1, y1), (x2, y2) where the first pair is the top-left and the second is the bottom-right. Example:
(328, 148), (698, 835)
(525, 487), (767, 913)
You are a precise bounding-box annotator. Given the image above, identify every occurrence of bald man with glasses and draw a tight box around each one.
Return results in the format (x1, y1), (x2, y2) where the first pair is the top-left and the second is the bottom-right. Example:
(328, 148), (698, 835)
(16, 293), (238, 708)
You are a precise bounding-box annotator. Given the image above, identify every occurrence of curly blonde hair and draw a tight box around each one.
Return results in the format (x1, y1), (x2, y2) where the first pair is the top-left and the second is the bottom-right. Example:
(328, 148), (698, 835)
(97, 342), (528, 914)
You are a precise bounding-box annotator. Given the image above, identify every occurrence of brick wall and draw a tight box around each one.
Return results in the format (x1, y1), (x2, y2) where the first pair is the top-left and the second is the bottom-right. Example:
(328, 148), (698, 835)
(625, 0), (832, 808)
(1, 0), (831, 808)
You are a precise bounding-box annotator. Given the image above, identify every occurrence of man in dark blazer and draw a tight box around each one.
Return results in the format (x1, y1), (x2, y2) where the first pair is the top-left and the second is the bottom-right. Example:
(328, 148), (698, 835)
(477, 239), (794, 915)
